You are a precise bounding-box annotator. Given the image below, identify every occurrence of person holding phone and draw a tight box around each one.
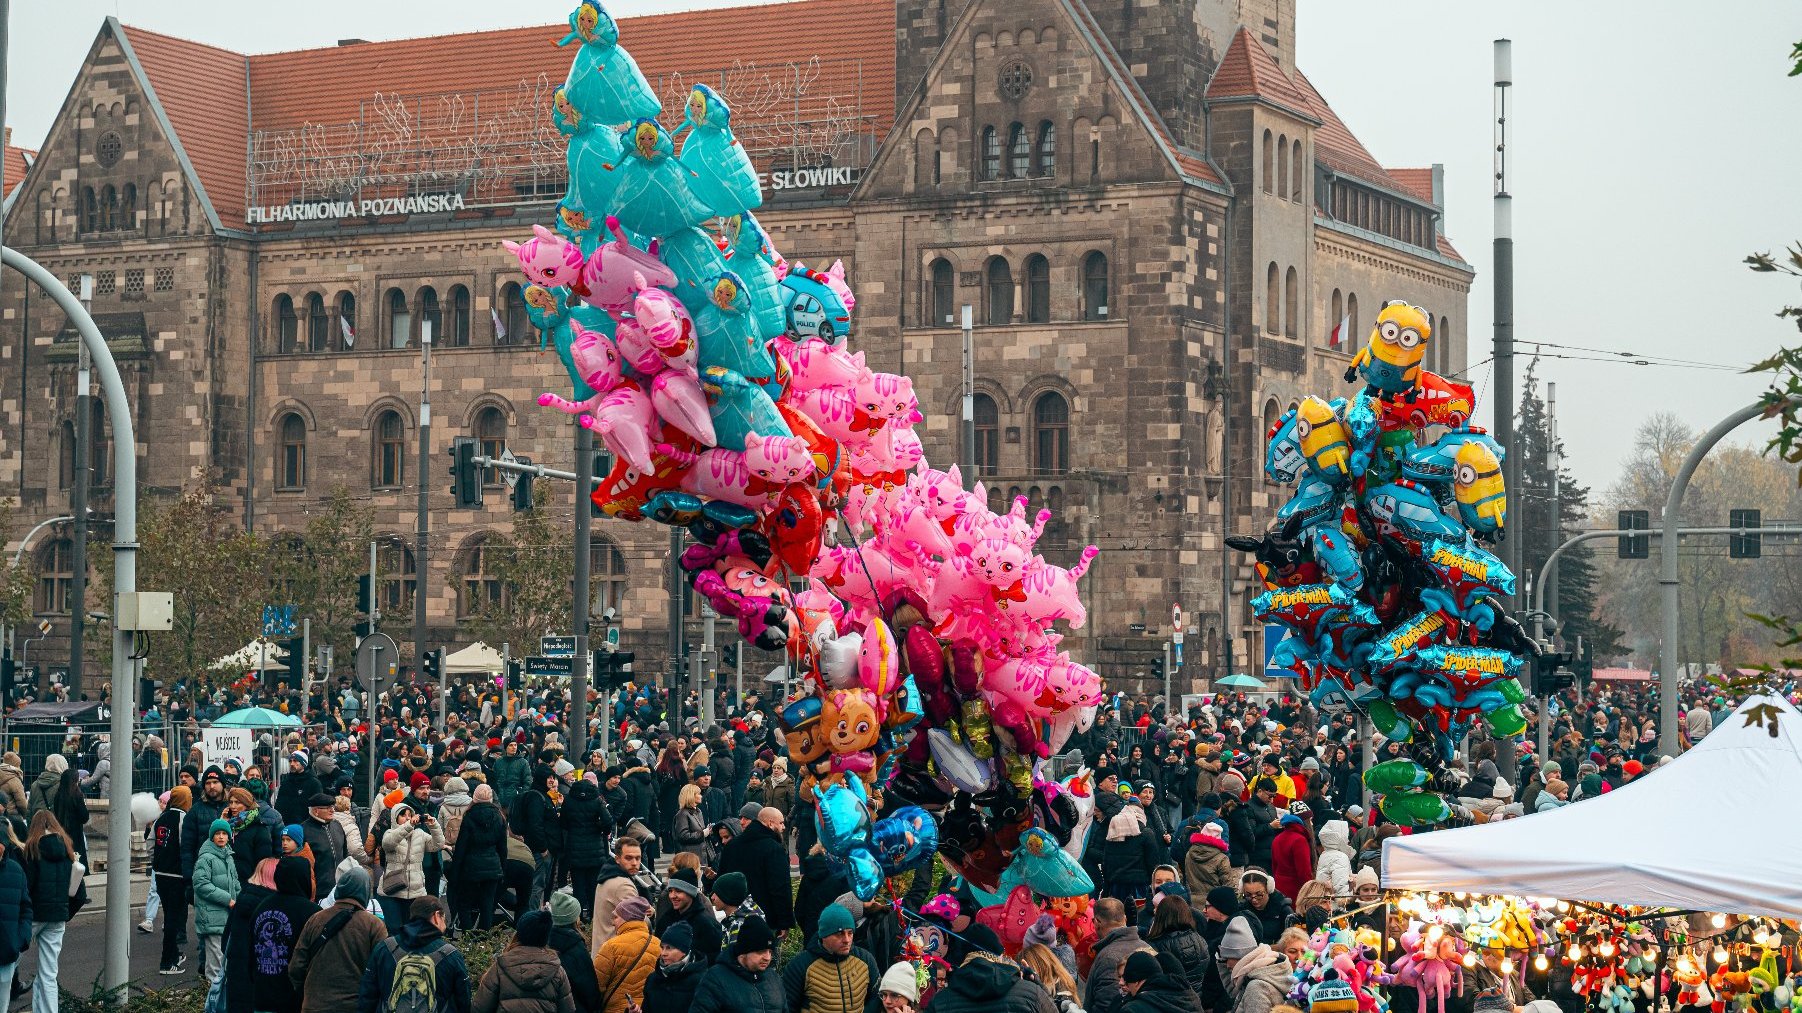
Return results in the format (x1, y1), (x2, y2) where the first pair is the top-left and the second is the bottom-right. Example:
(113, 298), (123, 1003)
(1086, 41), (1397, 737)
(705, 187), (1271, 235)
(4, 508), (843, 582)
(377, 803), (443, 926)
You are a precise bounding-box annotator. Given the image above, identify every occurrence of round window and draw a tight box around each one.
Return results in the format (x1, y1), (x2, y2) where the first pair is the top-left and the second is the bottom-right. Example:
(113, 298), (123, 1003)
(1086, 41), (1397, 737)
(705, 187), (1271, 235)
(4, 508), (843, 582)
(96, 131), (123, 169)
(998, 60), (1034, 101)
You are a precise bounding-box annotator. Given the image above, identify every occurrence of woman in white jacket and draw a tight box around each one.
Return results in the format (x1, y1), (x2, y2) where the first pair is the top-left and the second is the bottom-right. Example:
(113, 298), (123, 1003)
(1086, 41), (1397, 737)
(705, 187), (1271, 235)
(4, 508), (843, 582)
(1314, 819), (1353, 898)
(376, 802), (443, 924)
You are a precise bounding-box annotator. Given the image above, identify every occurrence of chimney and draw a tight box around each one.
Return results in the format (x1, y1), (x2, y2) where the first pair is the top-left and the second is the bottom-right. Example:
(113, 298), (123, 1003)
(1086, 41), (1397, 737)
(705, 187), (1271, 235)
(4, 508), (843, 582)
(4, 127), (11, 150)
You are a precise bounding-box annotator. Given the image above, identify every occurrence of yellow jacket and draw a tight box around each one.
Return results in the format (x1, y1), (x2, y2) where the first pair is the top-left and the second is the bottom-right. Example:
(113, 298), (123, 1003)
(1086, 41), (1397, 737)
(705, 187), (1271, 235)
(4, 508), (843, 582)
(592, 918), (659, 1013)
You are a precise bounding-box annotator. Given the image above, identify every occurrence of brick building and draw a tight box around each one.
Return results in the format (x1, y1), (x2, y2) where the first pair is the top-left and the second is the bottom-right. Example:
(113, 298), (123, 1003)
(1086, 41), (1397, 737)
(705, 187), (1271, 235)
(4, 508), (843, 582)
(0, 0), (1471, 694)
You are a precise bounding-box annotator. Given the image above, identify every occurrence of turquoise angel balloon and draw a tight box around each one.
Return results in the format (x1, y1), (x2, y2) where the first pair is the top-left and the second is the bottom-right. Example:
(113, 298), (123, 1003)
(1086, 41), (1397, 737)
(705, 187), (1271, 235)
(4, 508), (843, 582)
(693, 270), (778, 386)
(524, 284), (617, 401)
(657, 226), (729, 312)
(558, 1), (659, 125)
(720, 213), (789, 342)
(674, 84), (763, 218)
(609, 119), (714, 240)
(702, 365), (793, 453)
(565, 120), (625, 238)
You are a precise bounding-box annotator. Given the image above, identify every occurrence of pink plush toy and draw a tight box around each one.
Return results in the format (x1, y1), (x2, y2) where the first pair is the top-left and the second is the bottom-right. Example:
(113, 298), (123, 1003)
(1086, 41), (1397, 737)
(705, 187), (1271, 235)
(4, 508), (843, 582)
(503, 224), (585, 288)
(655, 432), (814, 511)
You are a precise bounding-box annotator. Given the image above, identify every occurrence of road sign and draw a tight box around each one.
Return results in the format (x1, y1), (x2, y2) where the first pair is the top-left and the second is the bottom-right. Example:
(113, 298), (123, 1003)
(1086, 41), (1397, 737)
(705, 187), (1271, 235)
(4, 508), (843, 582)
(35, 619), (51, 636)
(1264, 623), (1296, 679)
(261, 604), (298, 638)
(525, 655), (574, 677)
(606, 626), (620, 648)
(500, 447), (520, 488)
(540, 635), (576, 658)
(1128, 623), (1147, 635)
(354, 632), (399, 691)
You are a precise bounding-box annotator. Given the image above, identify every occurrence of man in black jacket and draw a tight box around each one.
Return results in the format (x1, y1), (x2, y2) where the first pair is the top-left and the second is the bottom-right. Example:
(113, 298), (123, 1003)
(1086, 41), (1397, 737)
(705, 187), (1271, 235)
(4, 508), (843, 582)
(1243, 779), (1283, 871)
(513, 766), (560, 908)
(302, 793), (347, 902)
(716, 807), (793, 934)
(695, 767), (732, 826)
(558, 776), (614, 921)
(354, 898), (470, 1013)
(273, 752), (322, 825)
(180, 766), (229, 881)
(654, 868), (723, 964)
(151, 786), (189, 974)
(449, 785), (508, 930)
(546, 892), (605, 1012)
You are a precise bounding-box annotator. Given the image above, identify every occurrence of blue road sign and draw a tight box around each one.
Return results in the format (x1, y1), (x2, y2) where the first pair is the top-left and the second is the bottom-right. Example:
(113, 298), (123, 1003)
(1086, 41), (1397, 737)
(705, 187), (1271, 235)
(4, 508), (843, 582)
(1264, 623), (1297, 678)
(262, 605), (297, 638)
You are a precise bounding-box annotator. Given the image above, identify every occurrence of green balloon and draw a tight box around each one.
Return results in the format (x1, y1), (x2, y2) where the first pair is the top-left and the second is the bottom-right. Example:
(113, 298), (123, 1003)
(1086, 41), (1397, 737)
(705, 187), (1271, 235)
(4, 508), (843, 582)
(1485, 705), (1528, 737)
(1497, 677), (1527, 706)
(1364, 758), (1429, 794)
(1367, 700), (1414, 742)
(1380, 789), (1452, 828)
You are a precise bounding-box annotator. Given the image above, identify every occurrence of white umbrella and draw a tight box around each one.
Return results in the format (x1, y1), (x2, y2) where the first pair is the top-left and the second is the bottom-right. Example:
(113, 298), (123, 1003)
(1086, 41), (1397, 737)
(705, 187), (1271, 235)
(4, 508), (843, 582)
(208, 638), (287, 672)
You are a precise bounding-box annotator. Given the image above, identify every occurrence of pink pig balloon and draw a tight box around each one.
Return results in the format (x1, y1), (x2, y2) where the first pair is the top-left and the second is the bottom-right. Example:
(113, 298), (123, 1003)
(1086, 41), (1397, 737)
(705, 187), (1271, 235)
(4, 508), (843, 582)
(502, 224), (585, 288)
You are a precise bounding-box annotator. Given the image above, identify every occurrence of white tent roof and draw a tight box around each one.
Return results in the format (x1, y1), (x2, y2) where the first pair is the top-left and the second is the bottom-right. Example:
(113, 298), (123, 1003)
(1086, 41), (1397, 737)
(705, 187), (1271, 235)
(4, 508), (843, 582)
(208, 638), (288, 671)
(444, 642), (504, 675)
(1383, 694), (1802, 920)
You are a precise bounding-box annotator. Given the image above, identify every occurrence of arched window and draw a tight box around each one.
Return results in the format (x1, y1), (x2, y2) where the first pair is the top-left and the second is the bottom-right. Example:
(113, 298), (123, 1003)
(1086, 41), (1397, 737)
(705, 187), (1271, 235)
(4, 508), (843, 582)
(982, 127), (1000, 180)
(120, 183), (137, 228)
(418, 287), (441, 344)
(499, 282), (528, 345)
(1033, 392), (1069, 474)
(372, 410), (406, 489)
(278, 413), (307, 491)
(446, 285), (471, 347)
(387, 287), (411, 348)
(973, 392), (999, 475)
(1024, 254), (1050, 323)
(929, 258), (955, 326)
(1265, 262), (1280, 333)
(459, 537), (504, 618)
(1330, 289), (1344, 339)
(1082, 251), (1109, 320)
(1291, 139), (1304, 200)
(985, 257), (1013, 325)
(1277, 134), (1289, 201)
(100, 185), (117, 231)
(336, 291), (357, 349)
(306, 293), (329, 352)
(590, 538), (629, 614)
(377, 537), (415, 614)
(1438, 316), (1451, 372)
(88, 400), (110, 488)
(474, 406), (507, 488)
(35, 539), (73, 614)
(986, 486), (1004, 516)
(1036, 121), (1055, 177)
(81, 187), (98, 233)
(1261, 130), (1274, 195)
(1284, 266), (1299, 339)
(1346, 293), (1359, 344)
(1008, 123), (1029, 179)
(274, 294), (298, 353)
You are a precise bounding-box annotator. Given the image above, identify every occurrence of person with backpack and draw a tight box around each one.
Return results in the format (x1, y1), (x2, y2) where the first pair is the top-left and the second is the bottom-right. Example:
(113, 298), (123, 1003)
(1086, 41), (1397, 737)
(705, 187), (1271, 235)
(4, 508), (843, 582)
(291, 867), (390, 1013)
(558, 775), (614, 924)
(358, 897), (472, 1013)
(472, 910), (576, 1013)
(247, 857), (318, 1013)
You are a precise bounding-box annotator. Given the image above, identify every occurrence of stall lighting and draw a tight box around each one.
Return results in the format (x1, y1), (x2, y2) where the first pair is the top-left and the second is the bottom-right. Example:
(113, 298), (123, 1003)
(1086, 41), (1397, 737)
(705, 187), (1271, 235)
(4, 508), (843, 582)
(1535, 955), (1550, 972)
(1462, 951), (1478, 969)
(1712, 914), (1728, 929)
(1500, 959), (1515, 975)
(1568, 945), (1583, 962)
(1714, 947), (1730, 965)
(1599, 942), (1615, 958)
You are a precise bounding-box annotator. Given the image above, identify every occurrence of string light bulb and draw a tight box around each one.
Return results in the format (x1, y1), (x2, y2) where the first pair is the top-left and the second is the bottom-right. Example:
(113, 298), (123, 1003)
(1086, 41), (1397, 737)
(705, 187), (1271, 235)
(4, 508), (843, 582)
(1501, 959), (1516, 975)
(1568, 944), (1583, 962)
(1427, 925), (1444, 943)
(1599, 942), (1616, 958)
(1714, 947), (1730, 966)
(1535, 954), (1550, 972)
(1555, 901), (1570, 913)
(1754, 929), (1771, 946)
(1463, 951), (1478, 969)
(1712, 914), (1728, 929)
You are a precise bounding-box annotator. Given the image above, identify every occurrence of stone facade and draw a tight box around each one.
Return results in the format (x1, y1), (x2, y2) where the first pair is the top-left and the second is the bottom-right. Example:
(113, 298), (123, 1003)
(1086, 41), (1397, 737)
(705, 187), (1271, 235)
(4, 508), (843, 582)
(0, 2), (1471, 696)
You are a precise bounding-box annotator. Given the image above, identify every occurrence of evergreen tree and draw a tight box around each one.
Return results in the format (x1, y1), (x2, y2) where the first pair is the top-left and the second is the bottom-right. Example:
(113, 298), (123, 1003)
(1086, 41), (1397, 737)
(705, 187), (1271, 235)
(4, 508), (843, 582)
(1515, 358), (1623, 674)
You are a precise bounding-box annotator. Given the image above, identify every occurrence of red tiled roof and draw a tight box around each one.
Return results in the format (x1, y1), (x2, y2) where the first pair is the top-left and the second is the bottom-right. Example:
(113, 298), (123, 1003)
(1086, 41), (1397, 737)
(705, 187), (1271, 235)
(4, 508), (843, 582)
(1205, 28), (1316, 122)
(119, 0), (893, 228)
(3, 145), (33, 196)
(117, 25), (250, 225)
(1290, 69), (1408, 194)
(1388, 168), (1435, 206)
(1436, 235), (1463, 262)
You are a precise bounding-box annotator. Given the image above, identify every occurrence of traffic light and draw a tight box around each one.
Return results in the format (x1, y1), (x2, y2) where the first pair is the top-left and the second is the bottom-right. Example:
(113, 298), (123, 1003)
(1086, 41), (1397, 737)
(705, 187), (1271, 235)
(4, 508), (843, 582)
(0, 656), (15, 699)
(1617, 509), (1649, 559)
(592, 649), (637, 689)
(505, 659), (523, 693)
(1150, 654), (1166, 681)
(1731, 508), (1762, 559)
(422, 648), (444, 683)
(449, 436), (482, 509)
(354, 573), (376, 639)
(1533, 650), (1577, 694)
(588, 451), (613, 517)
(511, 456), (535, 512)
(279, 636), (306, 689)
(720, 642), (738, 668)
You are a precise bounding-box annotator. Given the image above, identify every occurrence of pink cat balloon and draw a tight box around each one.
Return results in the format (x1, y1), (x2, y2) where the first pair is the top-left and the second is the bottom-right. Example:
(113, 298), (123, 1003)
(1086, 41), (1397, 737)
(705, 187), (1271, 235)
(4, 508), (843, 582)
(576, 382), (658, 474)
(655, 432), (814, 511)
(581, 216), (678, 312)
(536, 319), (624, 415)
(777, 337), (866, 395)
(503, 224), (585, 288)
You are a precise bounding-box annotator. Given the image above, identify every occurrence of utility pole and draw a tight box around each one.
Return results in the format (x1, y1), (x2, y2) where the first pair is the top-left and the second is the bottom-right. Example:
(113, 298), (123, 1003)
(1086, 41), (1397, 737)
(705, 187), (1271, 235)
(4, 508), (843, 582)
(960, 304), (974, 491)
(366, 539), (379, 810)
(1545, 382), (1561, 641)
(571, 423), (593, 761)
(501, 641), (511, 723)
(1493, 39), (1520, 605)
(667, 526), (684, 713)
(700, 606), (716, 728)
(301, 617), (311, 697)
(414, 319), (432, 674)
(69, 272), (92, 696)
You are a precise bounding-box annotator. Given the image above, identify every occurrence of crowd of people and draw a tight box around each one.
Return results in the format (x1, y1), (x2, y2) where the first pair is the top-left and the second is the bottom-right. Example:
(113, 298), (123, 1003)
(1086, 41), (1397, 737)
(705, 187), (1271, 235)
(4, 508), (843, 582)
(0, 665), (1736, 1013)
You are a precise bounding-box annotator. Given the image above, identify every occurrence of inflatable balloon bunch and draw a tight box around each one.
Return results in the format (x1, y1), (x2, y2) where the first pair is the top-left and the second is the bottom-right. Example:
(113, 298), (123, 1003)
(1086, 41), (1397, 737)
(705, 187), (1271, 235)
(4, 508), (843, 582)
(516, 1), (1107, 901)
(1233, 300), (1538, 827)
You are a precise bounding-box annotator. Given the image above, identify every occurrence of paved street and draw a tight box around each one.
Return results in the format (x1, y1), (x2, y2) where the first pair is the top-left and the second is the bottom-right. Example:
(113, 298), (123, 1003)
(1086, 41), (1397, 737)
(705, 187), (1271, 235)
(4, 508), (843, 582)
(17, 874), (196, 1007)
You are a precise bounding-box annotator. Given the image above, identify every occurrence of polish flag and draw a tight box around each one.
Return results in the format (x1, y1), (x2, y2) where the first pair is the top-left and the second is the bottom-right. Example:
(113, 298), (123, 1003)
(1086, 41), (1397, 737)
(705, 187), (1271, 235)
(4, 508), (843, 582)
(339, 315), (356, 348)
(1329, 313), (1351, 348)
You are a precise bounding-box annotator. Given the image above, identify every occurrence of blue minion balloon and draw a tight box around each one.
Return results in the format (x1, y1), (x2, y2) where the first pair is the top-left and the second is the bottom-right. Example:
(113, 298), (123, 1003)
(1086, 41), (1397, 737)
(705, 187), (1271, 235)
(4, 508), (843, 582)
(558, 1), (660, 125)
(1344, 300), (1432, 401)
(608, 119), (713, 240)
(675, 85), (764, 218)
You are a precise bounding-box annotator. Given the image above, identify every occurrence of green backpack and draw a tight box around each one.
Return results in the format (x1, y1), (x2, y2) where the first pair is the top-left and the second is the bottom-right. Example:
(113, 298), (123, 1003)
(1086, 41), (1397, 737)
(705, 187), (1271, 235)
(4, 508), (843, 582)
(382, 937), (450, 1013)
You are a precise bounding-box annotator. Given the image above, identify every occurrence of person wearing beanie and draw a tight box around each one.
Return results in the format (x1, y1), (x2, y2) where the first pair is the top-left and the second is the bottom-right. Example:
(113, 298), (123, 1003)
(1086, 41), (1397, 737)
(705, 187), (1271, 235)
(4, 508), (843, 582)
(707, 871), (766, 953)
(593, 892), (659, 1013)
(559, 768), (615, 923)
(654, 867), (723, 964)
(181, 763), (231, 882)
(148, 783), (191, 972)
(191, 817), (241, 985)
(1084, 896), (1148, 1013)
(540, 894), (604, 1013)
(1536, 779), (1570, 813)
(474, 910), (573, 1013)
(289, 866), (387, 1013)
(516, 765), (561, 909)
(877, 962), (921, 1012)
(783, 897), (882, 1013)
(643, 919), (707, 1013)
(491, 740), (532, 812)
(1119, 949), (1194, 1013)
(692, 916), (782, 1013)
(273, 751), (322, 825)
(928, 921), (1058, 1013)
(1225, 934), (1292, 1013)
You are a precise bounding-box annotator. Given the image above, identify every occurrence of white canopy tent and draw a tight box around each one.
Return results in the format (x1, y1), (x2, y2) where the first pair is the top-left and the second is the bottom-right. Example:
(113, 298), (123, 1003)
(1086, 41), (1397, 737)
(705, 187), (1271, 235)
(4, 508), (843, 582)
(444, 642), (505, 675)
(208, 638), (288, 671)
(1383, 694), (1802, 921)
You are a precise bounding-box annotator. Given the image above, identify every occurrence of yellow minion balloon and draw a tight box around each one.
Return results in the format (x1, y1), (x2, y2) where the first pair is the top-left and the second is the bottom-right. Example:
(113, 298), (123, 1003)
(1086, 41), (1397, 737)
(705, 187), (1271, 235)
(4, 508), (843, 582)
(1343, 300), (1432, 400)
(1295, 396), (1351, 481)
(1453, 441), (1507, 535)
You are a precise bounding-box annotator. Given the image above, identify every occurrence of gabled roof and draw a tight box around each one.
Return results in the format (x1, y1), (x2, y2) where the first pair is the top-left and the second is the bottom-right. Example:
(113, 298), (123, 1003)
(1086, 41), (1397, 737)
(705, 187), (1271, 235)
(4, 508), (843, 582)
(1388, 168), (1436, 206)
(1290, 68), (1411, 196)
(114, 21), (248, 229)
(1204, 28), (1318, 124)
(4, 144), (33, 195)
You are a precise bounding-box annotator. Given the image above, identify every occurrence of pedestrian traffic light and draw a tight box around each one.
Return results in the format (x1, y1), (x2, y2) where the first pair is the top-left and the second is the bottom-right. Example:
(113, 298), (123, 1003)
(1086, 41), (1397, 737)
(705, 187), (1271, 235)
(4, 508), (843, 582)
(1730, 508), (1762, 559)
(449, 436), (482, 509)
(354, 573), (376, 639)
(720, 642), (738, 668)
(422, 648), (444, 682)
(511, 456), (535, 512)
(505, 659), (523, 693)
(1617, 509), (1649, 559)
(1533, 650), (1576, 694)
(0, 657), (15, 698)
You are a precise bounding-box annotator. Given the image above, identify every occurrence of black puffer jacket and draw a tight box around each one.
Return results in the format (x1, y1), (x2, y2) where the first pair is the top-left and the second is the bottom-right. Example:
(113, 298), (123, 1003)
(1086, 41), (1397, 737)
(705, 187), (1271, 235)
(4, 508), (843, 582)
(454, 801), (508, 883)
(642, 957), (707, 1013)
(1147, 927), (1212, 996)
(924, 954), (1056, 1013)
(23, 834), (73, 923)
(691, 956), (784, 1013)
(1121, 975), (1202, 1013)
(716, 821), (793, 931)
(558, 779), (614, 869)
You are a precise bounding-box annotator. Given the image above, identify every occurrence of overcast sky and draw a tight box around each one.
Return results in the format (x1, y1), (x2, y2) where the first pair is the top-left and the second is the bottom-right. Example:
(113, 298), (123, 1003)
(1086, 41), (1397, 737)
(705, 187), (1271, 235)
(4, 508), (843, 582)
(7, 0), (1801, 495)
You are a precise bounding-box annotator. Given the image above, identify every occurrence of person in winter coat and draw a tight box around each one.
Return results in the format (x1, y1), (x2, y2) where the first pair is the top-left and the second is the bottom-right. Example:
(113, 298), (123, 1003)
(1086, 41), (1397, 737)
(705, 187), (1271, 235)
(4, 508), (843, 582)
(182, 766), (232, 880)
(492, 742), (533, 812)
(1101, 804), (1162, 907)
(26, 755), (65, 818)
(763, 760), (797, 826)
(1136, 783), (1173, 849)
(358, 897), (472, 1013)
(699, 819), (738, 873)
(247, 858), (319, 1013)
(924, 947), (1057, 1013)
(671, 784), (707, 853)
(290, 868), (390, 1013)
(193, 817), (243, 987)
(452, 785), (510, 930)
(794, 845), (851, 942)
(590, 836), (662, 954)
(473, 910), (575, 1013)
(1225, 943), (1293, 1013)
(1080, 775), (1127, 887)
(783, 902), (882, 1013)
(275, 752), (323, 825)
(1181, 821), (1233, 896)
(716, 807), (794, 932)
(560, 776), (615, 922)
(642, 921), (707, 1013)
(514, 768), (562, 909)
(1085, 899), (1150, 1013)
(544, 894), (604, 1013)
(225, 859), (279, 1013)
(42, 767), (89, 863)
(0, 753), (28, 819)
(691, 916), (784, 1013)
(1114, 952), (1197, 1013)
(653, 868), (723, 965)
(1314, 820), (1353, 898)
(77, 742), (111, 799)
(592, 895), (659, 1013)
(299, 794), (346, 901)
(1144, 894), (1211, 999)
(1236, 874), (1291, 946)
(332, 797), (370, 869)
(1242, 781), (1283, 873)
(22, 810), (75, 1013)
(1269, 814), (1315, 903)
(225, 786), (275, 884)
(151, 785), (190, 974)
(379, 803), (446, 925)
(0, 830), (33, 1003)
(1535, 780), (1569, 813)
